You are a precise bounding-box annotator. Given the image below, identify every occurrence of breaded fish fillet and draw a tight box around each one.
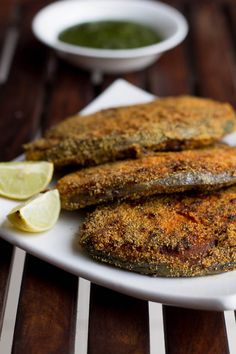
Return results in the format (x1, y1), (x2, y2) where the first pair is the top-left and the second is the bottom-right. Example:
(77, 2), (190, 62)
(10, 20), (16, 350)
(58, 145), (236, 210)
(79, 186), (236, 277)
(24, 96), (236, 168)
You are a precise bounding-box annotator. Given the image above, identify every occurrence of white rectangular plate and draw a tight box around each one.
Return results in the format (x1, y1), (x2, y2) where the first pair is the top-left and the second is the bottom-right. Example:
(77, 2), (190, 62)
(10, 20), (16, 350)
(1, 79), (236, 311)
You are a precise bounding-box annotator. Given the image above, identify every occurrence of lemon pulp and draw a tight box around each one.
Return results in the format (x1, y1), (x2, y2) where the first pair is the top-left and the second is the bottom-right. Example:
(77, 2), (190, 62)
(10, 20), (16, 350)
(0, 161), (53, 200)
(7, 189), (61, 232)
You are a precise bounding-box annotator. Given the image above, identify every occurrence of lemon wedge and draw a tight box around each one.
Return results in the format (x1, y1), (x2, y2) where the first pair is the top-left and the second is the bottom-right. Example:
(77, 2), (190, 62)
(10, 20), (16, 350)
(0, 161), (53, 200)
(7, 189), (61, 232)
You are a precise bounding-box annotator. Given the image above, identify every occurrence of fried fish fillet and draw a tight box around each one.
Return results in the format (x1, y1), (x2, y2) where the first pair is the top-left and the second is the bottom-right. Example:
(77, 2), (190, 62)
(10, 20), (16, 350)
(57, 145), (236, 210)
(24, 96), (236, 168)
(79, 186), (236, 277)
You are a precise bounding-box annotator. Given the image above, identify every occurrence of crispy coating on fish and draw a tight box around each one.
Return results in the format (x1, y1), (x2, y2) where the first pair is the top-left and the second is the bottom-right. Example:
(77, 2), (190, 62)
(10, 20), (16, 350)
(24, 96), (236, 168)
(79, 186), (236, 277)
(58, 145), (236, 210)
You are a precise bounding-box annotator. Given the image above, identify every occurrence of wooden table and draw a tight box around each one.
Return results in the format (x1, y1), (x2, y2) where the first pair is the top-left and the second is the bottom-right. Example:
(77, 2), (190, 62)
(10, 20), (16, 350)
(0, 0), (236, 353)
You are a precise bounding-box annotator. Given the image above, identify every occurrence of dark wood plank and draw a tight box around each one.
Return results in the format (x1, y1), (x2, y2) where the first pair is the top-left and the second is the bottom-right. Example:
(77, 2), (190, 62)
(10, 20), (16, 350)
(147, 0), (192, 96)
(0, 0), (51, 161)
(189, 1), (236, 105)
(89, 284), (149, 354)
(164, 307), (229, 354)
(147, 43), (191, 96)
(102, 70), (147, 92)
(12, 255), (78, 354)
(0, 239), (13, 318)
(226, 0), (236, 50)
(44, 59), (93, 130)
(0, 1), (19, 103)
(0, 1), (14, 28)
(0, 0), (17, 332)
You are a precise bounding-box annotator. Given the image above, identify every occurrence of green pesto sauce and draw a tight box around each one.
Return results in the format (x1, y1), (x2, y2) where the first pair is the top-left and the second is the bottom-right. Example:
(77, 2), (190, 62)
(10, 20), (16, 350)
(58, 21), (162, 49)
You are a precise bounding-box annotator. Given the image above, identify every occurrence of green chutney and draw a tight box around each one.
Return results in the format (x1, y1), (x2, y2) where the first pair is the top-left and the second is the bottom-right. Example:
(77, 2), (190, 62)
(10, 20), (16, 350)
(58, 21), (162, 49)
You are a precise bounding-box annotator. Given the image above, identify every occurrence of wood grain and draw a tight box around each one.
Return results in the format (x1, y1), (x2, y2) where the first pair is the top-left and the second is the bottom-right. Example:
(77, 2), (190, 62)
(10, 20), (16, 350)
(0, 240), (13, 324)
(12, 255), (78, 354)
(164, 306), (229, 354)
(147, 43), (191, 96)
(0, 0), (51, 160)
(44, 60), (93, 130)
(189, 1), (236, 106)
(89, 284), (149, 354)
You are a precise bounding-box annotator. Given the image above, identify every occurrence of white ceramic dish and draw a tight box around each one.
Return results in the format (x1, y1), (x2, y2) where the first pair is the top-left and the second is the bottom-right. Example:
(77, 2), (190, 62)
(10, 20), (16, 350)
(1, 79), (236, 311)
(32, 0), (188, 73)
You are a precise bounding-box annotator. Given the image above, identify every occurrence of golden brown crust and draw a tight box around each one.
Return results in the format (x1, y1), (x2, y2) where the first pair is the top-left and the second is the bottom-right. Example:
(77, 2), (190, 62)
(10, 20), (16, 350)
(24, 96), (236, 168)
(79, 186), (236, 277)
(57, 145), (236, 210)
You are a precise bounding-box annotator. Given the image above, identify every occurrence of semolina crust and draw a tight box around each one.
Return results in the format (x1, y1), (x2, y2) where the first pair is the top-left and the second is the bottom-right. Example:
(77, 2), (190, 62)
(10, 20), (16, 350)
(79, 186), (236, 277)
(57, 145), (236, 210)
(24, 96), (236, 168)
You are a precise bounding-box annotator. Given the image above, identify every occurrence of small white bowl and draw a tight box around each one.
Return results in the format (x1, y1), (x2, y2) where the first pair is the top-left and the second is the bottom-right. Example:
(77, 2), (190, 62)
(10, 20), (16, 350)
(32, 0), (188, 74)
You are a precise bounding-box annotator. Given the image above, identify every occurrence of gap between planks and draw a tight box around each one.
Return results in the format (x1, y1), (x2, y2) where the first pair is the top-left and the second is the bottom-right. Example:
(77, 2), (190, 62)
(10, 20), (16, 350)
(0, 25), (19, 85)
(224, 310), (236, 354)
(149, 302), (166, 354)
(74, 278), (91, 354)
(0, 247), (25, 354)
